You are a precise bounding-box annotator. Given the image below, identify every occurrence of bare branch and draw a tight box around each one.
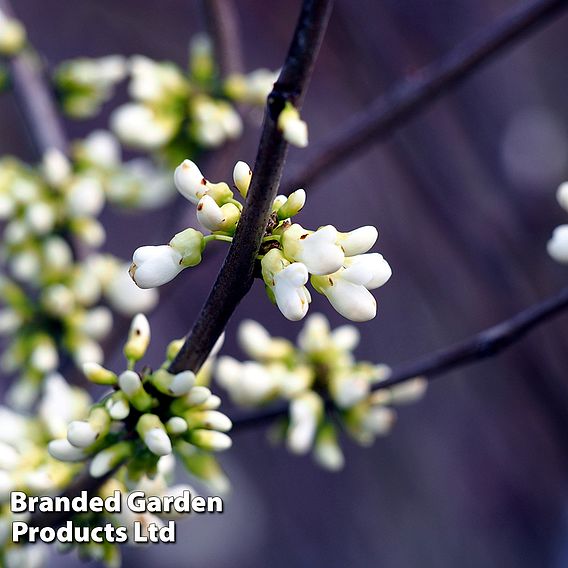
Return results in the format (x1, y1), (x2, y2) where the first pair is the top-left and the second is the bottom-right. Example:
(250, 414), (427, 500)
(0, 0), (68, 156)
(200, 0), (243, 77)
(168, 0), (334, 374)
(231, 286), (568, 429)
(283, 0), (568, 194)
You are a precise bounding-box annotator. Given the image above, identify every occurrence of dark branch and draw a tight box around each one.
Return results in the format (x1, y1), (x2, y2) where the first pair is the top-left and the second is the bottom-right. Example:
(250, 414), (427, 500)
(200, 0), (243, 77)
(0, 0), (68, 156)
(231, 286), (568, 430)
(283, 0), (568, 194)
(168, 0), (334, 374)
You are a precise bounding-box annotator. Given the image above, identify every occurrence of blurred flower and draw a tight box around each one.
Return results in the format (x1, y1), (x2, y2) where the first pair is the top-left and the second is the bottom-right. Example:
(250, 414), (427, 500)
(216, 315), (427, 470)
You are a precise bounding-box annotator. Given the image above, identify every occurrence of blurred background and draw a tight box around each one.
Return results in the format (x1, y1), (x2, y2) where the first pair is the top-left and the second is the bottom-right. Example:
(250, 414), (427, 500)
(3, 0), (568, 566)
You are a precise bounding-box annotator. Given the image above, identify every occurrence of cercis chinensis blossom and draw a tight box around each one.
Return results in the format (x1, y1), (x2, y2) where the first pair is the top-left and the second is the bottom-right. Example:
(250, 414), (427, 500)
(0, 314), (231, 566)
(55, 35), (278, 166)
(0, 150), (160, 407)
(216, 315), (427, 470)
(130, 159), (392, 322)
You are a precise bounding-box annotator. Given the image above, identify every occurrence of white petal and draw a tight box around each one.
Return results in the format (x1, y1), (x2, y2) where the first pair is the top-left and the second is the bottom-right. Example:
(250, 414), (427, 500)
(174, 159), (206, 204)
(339, 226), (378, 256)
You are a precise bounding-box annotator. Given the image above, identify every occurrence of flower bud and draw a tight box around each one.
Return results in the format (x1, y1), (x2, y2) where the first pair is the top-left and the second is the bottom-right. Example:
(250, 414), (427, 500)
(314, 423), (344, 471)
(174, 159), (207, 204)
(105, 392), (130, 420)
(233, 161), (252, 198)
(183, 410), (232, 432)
(123, 314), (151, 361)
(129, 245), (184, 289)
(48, 439), (88, 463)
(277, 103), (308, 148)
(151, 369), (195, 397)
(337, 226), (378, 256)
(282, 224), (344, 276)
(166, 417), (188, 435)
(277, 189), (306, 220)
(196, 195), (240, 233)
(118, 370), (153, 411)
(42, 148), (71, 187)
(137, 414), (172, 456)
(186, 429), (232, 451)
(89, 441), (131, 477)
(0, 15), (26, 55)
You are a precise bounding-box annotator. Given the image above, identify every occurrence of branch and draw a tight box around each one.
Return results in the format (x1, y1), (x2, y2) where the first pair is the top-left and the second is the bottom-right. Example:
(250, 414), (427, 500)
(200, 0), (243, 77)
(231, 286), (568, 429)
(168, 0), (334, 374)
(283, 0), (568, 194)
(0, 0), (68, 156)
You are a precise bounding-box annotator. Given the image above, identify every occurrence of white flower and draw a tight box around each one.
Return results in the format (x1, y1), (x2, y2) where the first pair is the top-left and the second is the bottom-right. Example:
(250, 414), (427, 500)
(297, 313), (331, 353)
(233, 161), (252, 198)
(67, 421), (98, 448)
(0, 309), (21, 335)
(237, 320), (272, 360)
(30, 340), (58, 373)
(0, 12), (26, 56)
(187, 429), (232, 451)
(278, 104), (308, 148)
(273, 263), (311, 321)
(287, 392), (322, 454)
(111, 103), (175, 149)
(337, 226), (378, 256)
(48, 439), (88, 462)
(331, 325), (360, 352)
(342, 253), (392, 289)
(547, 224), (568, 263)
(174, 159), (207, 204)
(196, 195), (239, 233)
(81, 307), (113, 340)
(129, 245), (184, 288)
(331, 374), (370, 408)
(66, 176), (105, 217)
(73, 339), (104, 366)
(216, 356), (279, 406)
(143, 428), (172, 456)
(105, 262), (159, 316)
(79, 130), (121, 169)
(312, 269), (375, 322)
(282, 224), (344, 275)
(42, 148), (71, 187)
(25, 202), (55, 234)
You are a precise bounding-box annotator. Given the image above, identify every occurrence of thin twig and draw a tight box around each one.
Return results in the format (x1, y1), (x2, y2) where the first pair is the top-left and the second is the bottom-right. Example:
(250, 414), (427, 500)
(283, 0), (568, 194)
(168, 0), (334, 374)
(200, 0), (243, 77)
(0, 0), (68, 156)
(231, 286), (568, 429)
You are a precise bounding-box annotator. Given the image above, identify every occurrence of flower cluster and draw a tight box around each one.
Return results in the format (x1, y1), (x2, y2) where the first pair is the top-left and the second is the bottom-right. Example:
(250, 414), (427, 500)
(0, 374), (89, 567)
(216, 315), (426, 470)
(73, 130), (176, 210)
(0, 150), (158, 405)
(0, 328), (229, 567)
(54, 56), (128, 119)
(547, 182), (568, 263)
(106, 36), (276, 163)
(50, 314), (232, 492)
(130, 158), (391, 322)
